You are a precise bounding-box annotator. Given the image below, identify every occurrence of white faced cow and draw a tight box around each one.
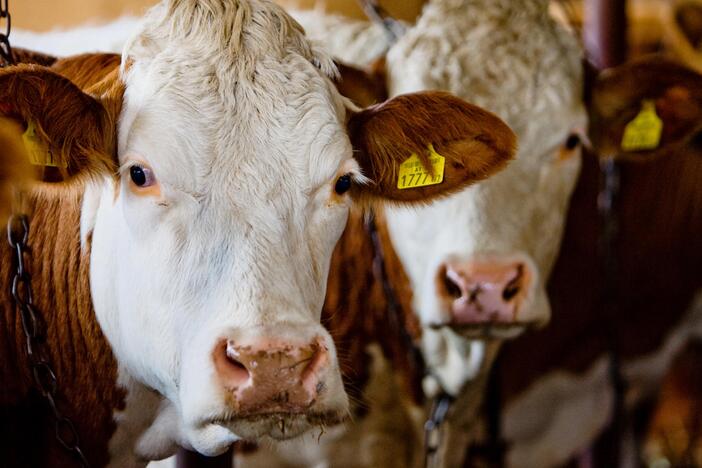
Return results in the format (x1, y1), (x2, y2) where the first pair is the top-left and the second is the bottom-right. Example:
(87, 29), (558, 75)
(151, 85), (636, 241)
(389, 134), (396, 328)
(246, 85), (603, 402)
(0, 0), (515, 465)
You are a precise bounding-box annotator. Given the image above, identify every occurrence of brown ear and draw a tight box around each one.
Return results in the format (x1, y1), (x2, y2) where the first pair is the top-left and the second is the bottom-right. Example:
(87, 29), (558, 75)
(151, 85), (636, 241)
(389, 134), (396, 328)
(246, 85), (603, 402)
(0, 64), (117, 182)
(12, 47), (58, 67)
(590, 56), (702, 162)
(347, 91), (516, 204)
(0, 118), (32, 222)
(333, 59), (388, 108)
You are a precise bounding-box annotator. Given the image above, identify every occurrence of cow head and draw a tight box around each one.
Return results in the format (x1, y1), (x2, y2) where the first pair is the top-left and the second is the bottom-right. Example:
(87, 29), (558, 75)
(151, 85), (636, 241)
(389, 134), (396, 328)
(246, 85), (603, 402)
(0, 0), (515, 457)
(354, 5), (588, 394)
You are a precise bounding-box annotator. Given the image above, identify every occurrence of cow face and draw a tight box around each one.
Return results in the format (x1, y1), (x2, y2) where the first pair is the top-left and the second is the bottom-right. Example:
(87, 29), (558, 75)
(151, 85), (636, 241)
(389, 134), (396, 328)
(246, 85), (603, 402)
(0, 0), (515, 456)
(371, 9), (586, 394)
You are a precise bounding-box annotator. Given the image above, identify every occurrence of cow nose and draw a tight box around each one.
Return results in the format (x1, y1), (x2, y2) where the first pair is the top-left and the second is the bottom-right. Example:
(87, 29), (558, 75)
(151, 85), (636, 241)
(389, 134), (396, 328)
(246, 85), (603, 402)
(437, 258), (532, 324)
(213, 337), (329, 414)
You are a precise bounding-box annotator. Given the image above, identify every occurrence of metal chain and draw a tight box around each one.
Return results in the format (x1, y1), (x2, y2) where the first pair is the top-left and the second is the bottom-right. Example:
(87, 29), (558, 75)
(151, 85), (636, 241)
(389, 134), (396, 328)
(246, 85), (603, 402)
(0, 0), (15, 67)
(7, 214), (91, 467)
(597, 156), (627, 466)
(366, 213), (456, 468)
(423, 393), (453, 468)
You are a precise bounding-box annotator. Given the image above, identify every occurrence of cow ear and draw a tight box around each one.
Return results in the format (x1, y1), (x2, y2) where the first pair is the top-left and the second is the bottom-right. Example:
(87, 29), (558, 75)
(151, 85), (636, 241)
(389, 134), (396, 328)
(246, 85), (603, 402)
(590, 57), (702, 162)
(0, 64), (117, 183)
(333, 59), (387, 108)
(347, 91), (516, 204)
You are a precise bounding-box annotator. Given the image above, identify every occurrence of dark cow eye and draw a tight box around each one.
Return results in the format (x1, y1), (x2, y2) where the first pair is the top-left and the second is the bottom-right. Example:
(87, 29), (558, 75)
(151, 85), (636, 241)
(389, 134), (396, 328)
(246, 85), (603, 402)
(130, 165), (155, 187)
(335, 174), (352, 195)
(565, 133), (581, 150)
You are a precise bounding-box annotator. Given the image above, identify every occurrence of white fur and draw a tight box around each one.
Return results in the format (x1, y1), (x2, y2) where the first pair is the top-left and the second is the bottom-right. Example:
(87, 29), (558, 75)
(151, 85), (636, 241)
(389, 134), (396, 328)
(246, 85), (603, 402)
(71, 0), (383, 459)
(290, 10), (392, 66)
(233, 2), (586, 466)
(13, 17), (143, 56)
(286, 0), (585, 396)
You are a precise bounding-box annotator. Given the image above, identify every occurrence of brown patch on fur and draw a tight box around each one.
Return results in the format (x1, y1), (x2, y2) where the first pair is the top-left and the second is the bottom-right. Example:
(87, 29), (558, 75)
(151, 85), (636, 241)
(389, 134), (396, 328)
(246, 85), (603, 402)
(347, 91), (516, 205)
(0, 184), (125, 467)
(645, 341), (702, 466)
(12, 47), (58, 67)
(0, 52), (128, 466)
(334, 60), (387, 107)
(0, 118), (32, 223)
(323, 208), (424, 412)
(0, 65), (117, 182)
(499, 59), (702, 429)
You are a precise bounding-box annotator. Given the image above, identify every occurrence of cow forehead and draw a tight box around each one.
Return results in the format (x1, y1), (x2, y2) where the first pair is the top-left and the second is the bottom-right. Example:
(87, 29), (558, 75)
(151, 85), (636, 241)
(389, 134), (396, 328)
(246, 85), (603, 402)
(119, 62), (350, 197)
(117, 0), (349, 195)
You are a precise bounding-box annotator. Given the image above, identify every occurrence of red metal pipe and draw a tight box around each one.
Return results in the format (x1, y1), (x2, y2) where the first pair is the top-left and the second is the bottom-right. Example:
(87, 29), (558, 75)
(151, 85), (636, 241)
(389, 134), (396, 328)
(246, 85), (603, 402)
(583, 0), (628, 70)
(175, 446), (234, 468)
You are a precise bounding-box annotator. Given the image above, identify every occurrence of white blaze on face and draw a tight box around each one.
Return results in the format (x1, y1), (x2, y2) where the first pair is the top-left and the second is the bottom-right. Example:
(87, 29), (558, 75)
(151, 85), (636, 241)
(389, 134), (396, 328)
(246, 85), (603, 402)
(87, 0), (355, 454)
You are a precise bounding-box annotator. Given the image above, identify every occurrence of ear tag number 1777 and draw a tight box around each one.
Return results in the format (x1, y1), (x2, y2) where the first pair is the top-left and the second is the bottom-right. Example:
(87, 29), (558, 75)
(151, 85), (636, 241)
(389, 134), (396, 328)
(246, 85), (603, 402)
(397, 144), (446, 190)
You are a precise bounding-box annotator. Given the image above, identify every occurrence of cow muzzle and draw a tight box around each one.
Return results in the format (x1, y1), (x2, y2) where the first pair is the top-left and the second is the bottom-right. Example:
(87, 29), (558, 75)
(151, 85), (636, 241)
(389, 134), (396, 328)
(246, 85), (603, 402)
(435, 254), (540, 336)
(206, 330), (348, 441)
(214, 337), (328, 414)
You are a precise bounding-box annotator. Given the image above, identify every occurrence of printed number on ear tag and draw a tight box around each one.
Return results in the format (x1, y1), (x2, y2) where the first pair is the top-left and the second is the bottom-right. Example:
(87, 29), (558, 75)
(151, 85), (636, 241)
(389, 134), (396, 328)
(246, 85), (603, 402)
(621, 100), (663, 152)
(397, 144), (445, 190)
(22, 121), (66, 168)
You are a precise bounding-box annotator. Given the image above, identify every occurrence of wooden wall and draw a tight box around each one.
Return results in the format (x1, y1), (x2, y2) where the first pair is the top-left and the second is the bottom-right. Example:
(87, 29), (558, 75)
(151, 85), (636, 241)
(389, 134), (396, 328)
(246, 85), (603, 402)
(11, 0), (423, 32)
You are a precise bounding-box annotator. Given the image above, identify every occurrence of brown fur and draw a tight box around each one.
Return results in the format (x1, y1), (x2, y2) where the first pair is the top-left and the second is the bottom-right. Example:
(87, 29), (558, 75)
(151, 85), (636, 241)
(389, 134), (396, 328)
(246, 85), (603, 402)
(348, 91), (516, 205)
(323, 207), (424, 411)
(11, 47), (58, 67)
(0, 54), (125, 467)
(0, 65), (117, 181)
(333, 60), (387, 107)
(645, 341), (702, 466)
(494, 57), (702, 465)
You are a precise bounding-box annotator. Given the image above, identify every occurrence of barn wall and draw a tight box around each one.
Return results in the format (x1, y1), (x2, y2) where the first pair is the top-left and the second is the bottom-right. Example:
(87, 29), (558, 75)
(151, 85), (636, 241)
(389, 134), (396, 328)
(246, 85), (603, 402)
(11, 0), (422, 32)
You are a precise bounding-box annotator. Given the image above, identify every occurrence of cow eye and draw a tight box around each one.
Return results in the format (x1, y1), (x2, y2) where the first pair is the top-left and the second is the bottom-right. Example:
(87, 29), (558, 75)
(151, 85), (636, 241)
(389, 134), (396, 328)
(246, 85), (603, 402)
(565, 133), (581, 150)
(130, 165), (156, 187)
(335, 174), (352, 195)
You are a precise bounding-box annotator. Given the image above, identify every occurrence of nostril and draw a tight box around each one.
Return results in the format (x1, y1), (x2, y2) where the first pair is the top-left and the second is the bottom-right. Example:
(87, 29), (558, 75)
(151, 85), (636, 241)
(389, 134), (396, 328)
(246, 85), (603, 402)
(439, 265), (463, 299)
(301, 342), (329, 396)
(216, 341), (251, 387)
(502, 283), (521, 301)
(502, 264), (524, 302)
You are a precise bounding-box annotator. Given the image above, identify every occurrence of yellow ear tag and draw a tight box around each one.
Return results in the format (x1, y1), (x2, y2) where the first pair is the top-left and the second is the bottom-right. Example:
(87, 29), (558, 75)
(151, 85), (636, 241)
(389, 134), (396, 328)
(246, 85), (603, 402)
(620, 100), (663, 152)
(22, 121), (65, 168)
(397, 144), (445, 190)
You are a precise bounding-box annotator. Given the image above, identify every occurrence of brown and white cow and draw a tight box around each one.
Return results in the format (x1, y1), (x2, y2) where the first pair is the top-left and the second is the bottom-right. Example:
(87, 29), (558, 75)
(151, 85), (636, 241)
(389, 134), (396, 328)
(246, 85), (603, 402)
(0, 0), (516, 466)
(489, 56), (702, 468)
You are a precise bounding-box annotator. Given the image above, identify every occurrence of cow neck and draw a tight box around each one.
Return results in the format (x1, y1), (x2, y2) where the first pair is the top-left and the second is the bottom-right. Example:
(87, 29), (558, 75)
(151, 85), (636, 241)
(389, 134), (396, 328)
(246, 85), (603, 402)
(499, 144), (702, 402)
(322, 207), (424, 412)
(0, 183), (125, 467)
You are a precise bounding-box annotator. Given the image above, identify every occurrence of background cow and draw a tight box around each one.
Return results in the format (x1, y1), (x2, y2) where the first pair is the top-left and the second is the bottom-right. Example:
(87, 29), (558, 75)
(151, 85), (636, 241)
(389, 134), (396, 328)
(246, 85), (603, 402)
(491, 57), (702, 468)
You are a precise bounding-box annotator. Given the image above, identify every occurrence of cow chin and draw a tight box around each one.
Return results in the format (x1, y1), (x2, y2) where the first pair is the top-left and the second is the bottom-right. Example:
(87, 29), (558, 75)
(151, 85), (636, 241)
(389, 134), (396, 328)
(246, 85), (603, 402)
(421, 289), (551, 396)
(183, 409), (348, 456)
(220, 410), (347, 441)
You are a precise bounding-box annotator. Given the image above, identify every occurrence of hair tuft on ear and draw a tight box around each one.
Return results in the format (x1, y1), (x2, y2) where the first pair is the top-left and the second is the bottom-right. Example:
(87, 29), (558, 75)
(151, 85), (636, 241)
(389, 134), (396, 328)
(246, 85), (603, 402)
(348, 91), (516, 205)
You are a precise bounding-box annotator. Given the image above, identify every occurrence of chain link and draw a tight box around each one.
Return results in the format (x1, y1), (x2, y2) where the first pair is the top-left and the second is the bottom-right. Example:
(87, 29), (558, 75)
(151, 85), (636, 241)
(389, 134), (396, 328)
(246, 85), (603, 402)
(0, 0), (15, 67)
(7, 214), (91, 467)
(423, 393), (453, 468)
